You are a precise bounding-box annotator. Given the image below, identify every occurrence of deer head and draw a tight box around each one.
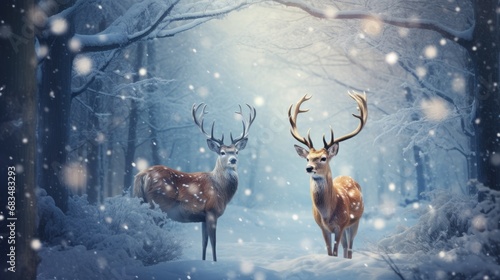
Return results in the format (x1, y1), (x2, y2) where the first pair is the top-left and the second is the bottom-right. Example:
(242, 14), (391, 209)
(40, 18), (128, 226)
(289, 91), (368, 179)
(192, 103), (256, 170)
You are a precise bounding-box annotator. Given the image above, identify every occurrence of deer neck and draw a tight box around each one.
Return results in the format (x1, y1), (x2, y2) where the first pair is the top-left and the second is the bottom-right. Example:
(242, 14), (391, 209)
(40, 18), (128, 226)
(210, 158), (238, 199)
(310, 169), (337, 212)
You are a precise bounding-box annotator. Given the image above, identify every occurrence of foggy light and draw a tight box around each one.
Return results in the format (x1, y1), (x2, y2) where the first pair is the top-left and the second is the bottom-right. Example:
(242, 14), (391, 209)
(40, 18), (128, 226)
(416, 67), (427, 79)
(265, 165), (272, 173)
(188, 84), (194, 91)
(490, 154), (500, 166)
(213, 72), (220, 79)
(69, 38), (82, 52)
(135, 158), (149, 171)
(452, 76), (466, 93)
(138, 67), (147, 76)
(254, 96), (265, 107)
(424, 45), (438, 59)
(420, 98), (450, 121)
(22, 138), (28, 144)
(324, 7), (337, 18)
(361, 18), (382, 36)
(50, 18), (68, 35)
(31, 239), (42, 251)
(240, 260), (255, 275)
(62, 162), (87, 192)
(74, 56), (93, 76)
(292, 214), (299, 221)
(373, 218), (385, 230)
(244, 189), (252, 196)
(388, 183), (396, 192)
(37, 44), (49, 59)
(385, 52), (398, 65)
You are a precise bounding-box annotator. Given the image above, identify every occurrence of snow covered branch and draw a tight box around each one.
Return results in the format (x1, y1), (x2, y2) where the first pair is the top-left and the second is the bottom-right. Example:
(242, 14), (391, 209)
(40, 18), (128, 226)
(273, 0), (474, 46)
(73, 0), (251, 53)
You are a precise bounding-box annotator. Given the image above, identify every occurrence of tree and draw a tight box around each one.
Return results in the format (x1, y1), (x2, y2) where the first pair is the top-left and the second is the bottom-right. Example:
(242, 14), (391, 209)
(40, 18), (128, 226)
(0, 0), (38, 279)
(272, 0), (499, 190)
(35, 0), (256, 210)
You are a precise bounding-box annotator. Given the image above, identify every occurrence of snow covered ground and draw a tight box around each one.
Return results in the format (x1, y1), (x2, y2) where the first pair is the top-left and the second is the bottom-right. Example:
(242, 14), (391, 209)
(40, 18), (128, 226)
(36, 186), (500, 280)
(126, 205), (411, 280)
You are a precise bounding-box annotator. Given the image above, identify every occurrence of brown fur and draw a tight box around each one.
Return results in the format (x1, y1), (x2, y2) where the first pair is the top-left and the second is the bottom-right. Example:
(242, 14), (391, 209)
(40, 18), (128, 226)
(296, 146), (364, 259)
(132, 145), (241, 262)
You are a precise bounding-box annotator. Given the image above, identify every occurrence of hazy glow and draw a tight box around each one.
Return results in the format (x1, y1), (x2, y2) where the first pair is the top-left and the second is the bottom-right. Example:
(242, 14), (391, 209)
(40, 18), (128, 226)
(50, 18), (68, 35)
(74, 56), (93, 75)
(385, 52), (399, 65)
(420, 98), (450, 121)
(424, 45), (438, 59)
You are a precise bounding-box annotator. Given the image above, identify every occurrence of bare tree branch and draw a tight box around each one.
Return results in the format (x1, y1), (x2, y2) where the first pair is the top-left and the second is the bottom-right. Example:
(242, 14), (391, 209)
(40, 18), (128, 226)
(273, 0), (473, 47)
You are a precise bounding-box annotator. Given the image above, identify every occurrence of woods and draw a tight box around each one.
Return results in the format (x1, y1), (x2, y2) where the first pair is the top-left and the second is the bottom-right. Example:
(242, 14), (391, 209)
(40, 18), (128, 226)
(0, 0), (498, 279)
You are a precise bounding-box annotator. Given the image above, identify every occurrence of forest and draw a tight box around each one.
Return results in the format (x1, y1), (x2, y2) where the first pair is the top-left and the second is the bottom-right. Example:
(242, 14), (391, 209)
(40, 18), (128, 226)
(0, 0), (498, 279)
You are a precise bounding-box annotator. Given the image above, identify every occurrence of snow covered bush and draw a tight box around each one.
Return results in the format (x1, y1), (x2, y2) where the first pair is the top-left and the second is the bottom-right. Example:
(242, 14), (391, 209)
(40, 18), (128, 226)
(378, 185), (500, 279)
(37, 188), (182, 268)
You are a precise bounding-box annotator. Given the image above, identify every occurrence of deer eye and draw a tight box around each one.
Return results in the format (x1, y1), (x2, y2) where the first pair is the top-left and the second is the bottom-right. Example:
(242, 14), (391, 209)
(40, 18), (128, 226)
(320, 157), (327, 162)
(220, 151), (226, 156)
(235, 150), (239, 155)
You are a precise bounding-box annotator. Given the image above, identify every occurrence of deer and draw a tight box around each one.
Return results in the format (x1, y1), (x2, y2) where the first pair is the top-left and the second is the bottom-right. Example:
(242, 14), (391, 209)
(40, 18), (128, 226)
(288, 91), (367, 259)
(133, 103), (256, 262)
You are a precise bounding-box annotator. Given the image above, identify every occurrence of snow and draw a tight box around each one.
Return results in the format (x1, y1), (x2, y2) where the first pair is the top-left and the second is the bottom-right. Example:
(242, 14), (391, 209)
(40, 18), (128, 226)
(36, 184), (499, 280)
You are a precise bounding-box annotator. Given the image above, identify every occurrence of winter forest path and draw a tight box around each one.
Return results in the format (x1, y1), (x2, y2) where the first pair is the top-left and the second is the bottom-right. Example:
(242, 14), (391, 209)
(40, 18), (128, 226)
(128, 205), (416, 279)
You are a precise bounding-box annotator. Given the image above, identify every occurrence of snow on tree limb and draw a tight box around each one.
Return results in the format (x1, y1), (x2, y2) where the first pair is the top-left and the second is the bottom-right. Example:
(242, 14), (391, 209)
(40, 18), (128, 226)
(74, 0), (178, 53)
(69, 0), (252, 94)
(72, 0), (251, 53)
(273, 0), (474, 44)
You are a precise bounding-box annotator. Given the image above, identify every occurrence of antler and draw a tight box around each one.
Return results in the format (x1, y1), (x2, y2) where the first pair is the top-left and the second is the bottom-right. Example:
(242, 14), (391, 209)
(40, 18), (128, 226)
(231, 104), (257, 144)
(289, 92), (368, 150)
(288, 94), (314, 149)
(192, 103), (225, 146)
(328, 91), (368, 146)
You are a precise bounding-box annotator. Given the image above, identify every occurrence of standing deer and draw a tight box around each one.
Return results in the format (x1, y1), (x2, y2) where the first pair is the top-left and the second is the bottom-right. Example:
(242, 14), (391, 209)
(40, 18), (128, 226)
(288, 91), (367, 259)
(133, 103), (256, 261)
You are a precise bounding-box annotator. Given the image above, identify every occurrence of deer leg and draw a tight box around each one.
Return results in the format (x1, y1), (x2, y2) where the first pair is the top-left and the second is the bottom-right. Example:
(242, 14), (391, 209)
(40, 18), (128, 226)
(333, 229), (343, 257)
(347, 222), (360, 259)
(341, 229), (349, 258)
(202, 221), (208, 260)
(321, 228), (333, 256)
(206, 213), (217, 261)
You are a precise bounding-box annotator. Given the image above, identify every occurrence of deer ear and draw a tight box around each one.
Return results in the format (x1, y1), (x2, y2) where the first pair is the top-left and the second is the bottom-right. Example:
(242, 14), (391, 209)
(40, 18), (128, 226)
(294, 145), (309, 159)
(234, 138), (248, 151)
(206, 139), (221, 153)
(327, 143), (339, 158)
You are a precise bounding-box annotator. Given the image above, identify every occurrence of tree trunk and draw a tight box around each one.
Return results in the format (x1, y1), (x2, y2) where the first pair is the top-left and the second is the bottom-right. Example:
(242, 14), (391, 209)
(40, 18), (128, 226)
(37, 11), (75, 211)
(0, 0), (39, 278)
(146, 41), (161, 165)
(472, 0), (500, 191)
(405, 87), (428, 199)
(123, 42), (145, 191)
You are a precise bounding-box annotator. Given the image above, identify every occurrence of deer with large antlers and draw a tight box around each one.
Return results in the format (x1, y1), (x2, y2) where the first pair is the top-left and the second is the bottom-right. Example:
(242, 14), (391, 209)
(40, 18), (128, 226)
(133, 103), (256, 261)
(289, 91), (367, 259)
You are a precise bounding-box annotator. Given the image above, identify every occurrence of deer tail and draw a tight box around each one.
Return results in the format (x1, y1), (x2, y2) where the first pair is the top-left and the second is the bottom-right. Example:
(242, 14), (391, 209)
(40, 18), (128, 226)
(133, 171), (149, 202)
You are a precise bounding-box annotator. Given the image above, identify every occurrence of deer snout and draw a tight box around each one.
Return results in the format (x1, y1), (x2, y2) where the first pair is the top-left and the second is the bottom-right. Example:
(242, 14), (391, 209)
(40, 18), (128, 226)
(229, 157), (237, 165)
(306, 165), (314, 173)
